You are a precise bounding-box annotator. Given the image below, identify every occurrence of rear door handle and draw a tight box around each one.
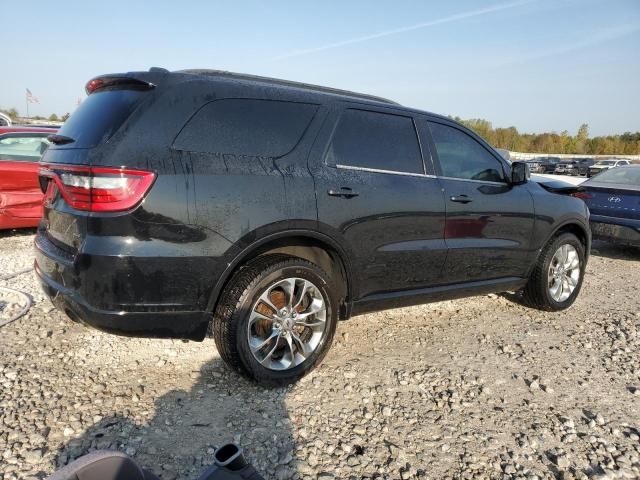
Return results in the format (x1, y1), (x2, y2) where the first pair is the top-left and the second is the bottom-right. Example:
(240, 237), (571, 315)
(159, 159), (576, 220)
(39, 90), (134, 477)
(328, 187), (359, 199)
(449, 194), (472, 204)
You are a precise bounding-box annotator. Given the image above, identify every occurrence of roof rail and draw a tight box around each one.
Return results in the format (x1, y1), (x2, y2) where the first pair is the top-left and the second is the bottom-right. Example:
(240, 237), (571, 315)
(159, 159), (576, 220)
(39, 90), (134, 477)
(177, 69), (400, 106)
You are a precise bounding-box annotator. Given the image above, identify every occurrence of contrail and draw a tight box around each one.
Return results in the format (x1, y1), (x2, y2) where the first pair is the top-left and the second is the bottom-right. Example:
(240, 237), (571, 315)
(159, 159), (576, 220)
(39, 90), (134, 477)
(496, 23), (640, 65)
(273, 0), (534, 60)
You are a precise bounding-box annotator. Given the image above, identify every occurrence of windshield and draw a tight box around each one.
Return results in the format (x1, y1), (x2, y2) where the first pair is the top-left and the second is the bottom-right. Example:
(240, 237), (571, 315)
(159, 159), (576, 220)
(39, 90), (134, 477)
(595, 160), (616, 166)
(55, 89), (147, 149)
(590, 167), (640, 185)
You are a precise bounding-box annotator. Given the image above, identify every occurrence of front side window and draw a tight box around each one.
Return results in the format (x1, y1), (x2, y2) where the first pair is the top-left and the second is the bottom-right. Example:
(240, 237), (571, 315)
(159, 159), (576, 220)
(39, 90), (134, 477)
(429, 122), (505, 183)
(327, 109), (423, 174)
(0, 135), (50, 162)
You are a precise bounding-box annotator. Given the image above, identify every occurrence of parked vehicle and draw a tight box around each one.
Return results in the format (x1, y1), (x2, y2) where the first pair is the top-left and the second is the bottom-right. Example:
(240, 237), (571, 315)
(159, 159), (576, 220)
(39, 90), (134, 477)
(0, 126), (57, 229)
(588, 159), (631, 177)
(554, 161), (576, 175)
(34, 69), (591, 385)
(573, 158), (595, 176)
(528, 157), (561, 173)
(575, 165), (640, 247)
(0, 112), (12, 126)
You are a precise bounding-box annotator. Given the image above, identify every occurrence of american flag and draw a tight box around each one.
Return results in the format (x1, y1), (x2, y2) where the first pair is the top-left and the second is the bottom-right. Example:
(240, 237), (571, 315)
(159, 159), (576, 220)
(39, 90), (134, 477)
(26, 88), (39, 104)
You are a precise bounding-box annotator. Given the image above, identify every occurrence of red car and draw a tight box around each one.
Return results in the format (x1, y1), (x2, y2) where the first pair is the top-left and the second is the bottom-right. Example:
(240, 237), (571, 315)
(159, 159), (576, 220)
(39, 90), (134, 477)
(0, 126), (58, 229)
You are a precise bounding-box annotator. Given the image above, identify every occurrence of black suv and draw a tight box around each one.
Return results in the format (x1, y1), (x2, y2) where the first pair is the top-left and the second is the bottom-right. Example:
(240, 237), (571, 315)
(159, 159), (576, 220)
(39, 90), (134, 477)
(35, 69), (590, 385)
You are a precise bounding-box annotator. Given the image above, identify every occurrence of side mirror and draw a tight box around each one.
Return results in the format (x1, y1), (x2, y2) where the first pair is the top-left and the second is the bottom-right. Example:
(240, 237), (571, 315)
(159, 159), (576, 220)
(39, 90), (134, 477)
(511, 161), (530, 185)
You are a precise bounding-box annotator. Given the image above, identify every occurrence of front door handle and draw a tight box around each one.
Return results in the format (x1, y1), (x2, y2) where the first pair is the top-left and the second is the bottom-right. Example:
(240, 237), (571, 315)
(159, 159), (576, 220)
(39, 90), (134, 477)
(328, 187), (359, 199)
(449, 194), (472, 204)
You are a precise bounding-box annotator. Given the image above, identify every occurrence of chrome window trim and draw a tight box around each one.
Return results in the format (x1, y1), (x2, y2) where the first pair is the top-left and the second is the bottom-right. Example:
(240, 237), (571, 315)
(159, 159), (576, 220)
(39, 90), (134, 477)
(437, 175), (508, 186)
(335, 164), (436, 178)
(335, 164), (509, 186)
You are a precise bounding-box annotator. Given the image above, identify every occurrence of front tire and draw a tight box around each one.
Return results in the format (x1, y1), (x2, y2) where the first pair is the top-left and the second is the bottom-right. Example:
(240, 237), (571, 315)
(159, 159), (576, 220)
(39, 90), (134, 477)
(212, 254), (338, 386)
(522, 233), (586, 311)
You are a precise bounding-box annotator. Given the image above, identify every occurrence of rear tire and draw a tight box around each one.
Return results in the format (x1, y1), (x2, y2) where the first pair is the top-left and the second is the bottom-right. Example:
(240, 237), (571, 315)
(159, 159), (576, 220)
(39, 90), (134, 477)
(211, 254), (338, 387)
(522, 233), (586, 311)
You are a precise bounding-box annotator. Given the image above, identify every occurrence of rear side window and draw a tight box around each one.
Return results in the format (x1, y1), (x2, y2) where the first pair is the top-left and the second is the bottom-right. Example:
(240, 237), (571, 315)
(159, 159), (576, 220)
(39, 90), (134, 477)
(173, 99), (318, 157)
(429, 122), (505, 183)
(55, 89), (146, 149)
(327, 109), (423, 174)
(0, 134), (50, 161)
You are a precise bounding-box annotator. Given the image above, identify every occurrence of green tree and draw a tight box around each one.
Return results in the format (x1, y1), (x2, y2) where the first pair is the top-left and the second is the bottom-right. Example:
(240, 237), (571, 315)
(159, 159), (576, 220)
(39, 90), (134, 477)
(61, 112), (71, 122)
(0, 107), (19, 119)
(48, 113), (59, 121)
(577, 123), (589, 141)
(447, 115), (639, 155)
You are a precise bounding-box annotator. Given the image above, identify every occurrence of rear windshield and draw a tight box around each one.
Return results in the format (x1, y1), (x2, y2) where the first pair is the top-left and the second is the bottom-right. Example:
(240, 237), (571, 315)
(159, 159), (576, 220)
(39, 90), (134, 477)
(591, 167), (640, 185)
(55, 89), (146, 149)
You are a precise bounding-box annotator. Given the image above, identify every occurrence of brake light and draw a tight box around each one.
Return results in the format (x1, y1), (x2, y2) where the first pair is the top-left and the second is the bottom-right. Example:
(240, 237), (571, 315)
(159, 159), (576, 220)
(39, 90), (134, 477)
(571, 191), (593, 200)
(85, 76), (155, 94)
(39, 165), (155, 212)
(85, 78), (105, 94)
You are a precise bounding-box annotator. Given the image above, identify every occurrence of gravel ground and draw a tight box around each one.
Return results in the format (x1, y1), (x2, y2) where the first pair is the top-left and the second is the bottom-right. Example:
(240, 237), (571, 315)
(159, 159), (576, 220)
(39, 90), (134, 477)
(0, 229), (639, 480)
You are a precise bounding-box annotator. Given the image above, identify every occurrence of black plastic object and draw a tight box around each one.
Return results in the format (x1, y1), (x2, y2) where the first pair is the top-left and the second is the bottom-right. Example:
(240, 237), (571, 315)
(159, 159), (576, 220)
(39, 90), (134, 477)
(197, 443), (265, 480)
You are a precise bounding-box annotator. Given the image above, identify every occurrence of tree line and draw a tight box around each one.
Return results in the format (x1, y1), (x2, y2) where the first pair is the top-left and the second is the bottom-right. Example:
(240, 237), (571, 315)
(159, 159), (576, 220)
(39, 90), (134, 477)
(1, 107), (69, 122)
(453, 118), (640, 155)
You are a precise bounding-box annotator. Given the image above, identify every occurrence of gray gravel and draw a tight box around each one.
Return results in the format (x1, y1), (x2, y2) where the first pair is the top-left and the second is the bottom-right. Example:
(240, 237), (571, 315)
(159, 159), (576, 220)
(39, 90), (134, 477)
(1, 230), (639, 480)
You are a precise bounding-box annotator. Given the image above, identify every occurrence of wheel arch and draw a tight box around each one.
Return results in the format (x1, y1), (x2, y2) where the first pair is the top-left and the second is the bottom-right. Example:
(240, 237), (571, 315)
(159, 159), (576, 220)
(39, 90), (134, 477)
(207, 230), (355, 320)
(554, 222), (590, 253)
(528, 219), (591, 278)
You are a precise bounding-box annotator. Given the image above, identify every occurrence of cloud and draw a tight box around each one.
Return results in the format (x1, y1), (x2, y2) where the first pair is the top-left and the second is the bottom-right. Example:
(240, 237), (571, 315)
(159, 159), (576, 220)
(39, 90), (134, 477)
(273, 0), (534, 60)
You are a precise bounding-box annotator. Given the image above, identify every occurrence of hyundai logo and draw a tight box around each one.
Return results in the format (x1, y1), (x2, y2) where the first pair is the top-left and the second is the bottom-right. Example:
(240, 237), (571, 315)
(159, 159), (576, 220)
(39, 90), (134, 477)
(608, 196), (621, 203)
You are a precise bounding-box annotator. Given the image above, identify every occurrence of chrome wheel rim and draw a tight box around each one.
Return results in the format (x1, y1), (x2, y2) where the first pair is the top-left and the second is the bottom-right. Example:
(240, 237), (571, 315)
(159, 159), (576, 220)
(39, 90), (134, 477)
(247, 277), (327, 371)
(548, 244), (580, 302)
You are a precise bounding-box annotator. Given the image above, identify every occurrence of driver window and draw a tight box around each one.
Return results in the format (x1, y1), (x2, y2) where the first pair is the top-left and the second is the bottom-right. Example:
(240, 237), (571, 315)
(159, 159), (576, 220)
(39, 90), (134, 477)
(429, 122), (505, 183)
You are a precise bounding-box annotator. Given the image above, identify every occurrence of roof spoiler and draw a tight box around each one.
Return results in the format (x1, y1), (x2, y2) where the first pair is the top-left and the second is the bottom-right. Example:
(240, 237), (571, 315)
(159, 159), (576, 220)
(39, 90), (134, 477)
(85, 76), (156, 95)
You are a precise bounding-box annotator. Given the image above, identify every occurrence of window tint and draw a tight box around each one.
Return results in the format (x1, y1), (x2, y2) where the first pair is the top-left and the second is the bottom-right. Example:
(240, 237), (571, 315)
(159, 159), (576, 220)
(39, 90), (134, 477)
(327, 109), (423, 174)
(429, 122), (505, 182)
(57, 89), (147, 149)
(174, 99), (318, 157)
(0, 135), (50, 162)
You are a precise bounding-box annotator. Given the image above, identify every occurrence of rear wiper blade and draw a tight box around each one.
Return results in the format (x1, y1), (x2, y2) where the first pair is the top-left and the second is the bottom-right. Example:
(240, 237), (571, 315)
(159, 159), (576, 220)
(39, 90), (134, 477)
(47, 134), (75, 145)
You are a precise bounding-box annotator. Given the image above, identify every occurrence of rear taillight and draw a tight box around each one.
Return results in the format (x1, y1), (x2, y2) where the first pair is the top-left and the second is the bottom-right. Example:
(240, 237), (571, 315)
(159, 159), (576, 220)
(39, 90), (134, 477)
(571, 191), (593, 200)
(39, 165), (155, 212)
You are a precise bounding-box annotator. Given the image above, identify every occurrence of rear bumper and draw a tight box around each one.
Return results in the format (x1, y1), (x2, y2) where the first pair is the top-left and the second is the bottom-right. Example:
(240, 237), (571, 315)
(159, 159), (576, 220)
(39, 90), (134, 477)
(590, 215), (640, 247)
(35, 263), (209, 340)
(34, 232), (212, 340)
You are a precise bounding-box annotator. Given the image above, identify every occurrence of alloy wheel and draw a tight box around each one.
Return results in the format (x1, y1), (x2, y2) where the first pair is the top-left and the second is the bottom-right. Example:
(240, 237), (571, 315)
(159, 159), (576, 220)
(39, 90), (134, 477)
(547, 244), (581, 302)
(247, 277), (327, 371)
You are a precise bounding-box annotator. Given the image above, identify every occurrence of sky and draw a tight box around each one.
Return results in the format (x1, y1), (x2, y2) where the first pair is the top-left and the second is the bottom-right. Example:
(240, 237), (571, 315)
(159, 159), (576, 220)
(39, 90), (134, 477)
(2, 0), (639, 136)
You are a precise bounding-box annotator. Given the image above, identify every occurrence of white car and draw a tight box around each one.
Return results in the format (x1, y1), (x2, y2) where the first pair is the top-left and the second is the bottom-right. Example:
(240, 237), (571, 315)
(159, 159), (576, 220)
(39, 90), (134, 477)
(588, 159), (631, 177)
(0, 112), (12, 126)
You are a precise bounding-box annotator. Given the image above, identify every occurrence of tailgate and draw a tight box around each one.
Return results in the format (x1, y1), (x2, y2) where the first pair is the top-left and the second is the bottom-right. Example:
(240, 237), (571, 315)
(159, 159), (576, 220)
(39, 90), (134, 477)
(38, 77), (154, 253)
